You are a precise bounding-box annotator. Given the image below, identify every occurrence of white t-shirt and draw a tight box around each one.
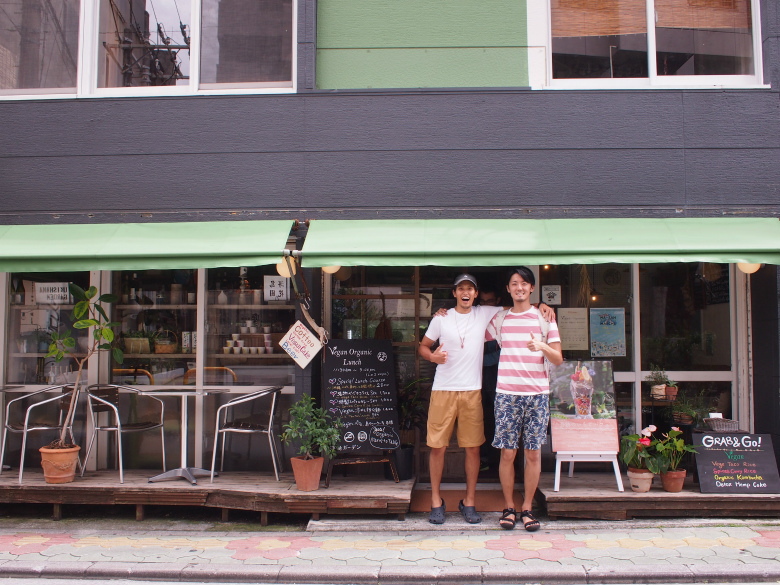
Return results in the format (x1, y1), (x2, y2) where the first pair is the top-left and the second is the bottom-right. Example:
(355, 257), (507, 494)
(423, 305), (502, 391)
(486, 306), (561, 396)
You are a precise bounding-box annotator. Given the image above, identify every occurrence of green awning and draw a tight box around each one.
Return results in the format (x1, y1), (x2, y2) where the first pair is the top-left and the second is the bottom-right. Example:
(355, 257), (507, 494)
(0, 220), (294, 272)
(301, 218), (780, 267)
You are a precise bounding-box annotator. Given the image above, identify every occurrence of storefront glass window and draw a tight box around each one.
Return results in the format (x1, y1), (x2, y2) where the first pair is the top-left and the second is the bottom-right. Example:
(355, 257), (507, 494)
(112, 269), (198, 385)
(539, 264), (634, 372)
(639, 263), (731, 371)
(6, 272), (89, 385)
(204, 266), (295, 387)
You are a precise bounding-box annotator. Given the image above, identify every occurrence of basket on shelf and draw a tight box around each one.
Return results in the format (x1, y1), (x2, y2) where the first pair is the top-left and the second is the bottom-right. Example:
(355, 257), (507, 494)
(650, 384), (667, 400)
(124, 337), (151, 354)
(154, 330), (178, 354)
(703, 418), (740, 432)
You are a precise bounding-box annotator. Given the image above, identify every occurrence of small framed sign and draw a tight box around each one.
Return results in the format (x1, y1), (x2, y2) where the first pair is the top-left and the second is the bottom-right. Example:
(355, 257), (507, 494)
(35, 282), (70, 304)
(264, 275), (290, 302)
(279, 321), (323, 368)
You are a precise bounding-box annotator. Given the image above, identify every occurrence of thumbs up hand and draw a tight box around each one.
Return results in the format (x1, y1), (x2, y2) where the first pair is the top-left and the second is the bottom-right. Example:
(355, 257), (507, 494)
(432, 344), (448, 365)
(527, 332), (543, 352)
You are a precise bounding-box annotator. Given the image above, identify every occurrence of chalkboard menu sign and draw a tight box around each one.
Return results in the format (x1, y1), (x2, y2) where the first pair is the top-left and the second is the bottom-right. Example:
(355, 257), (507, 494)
(323, 339), (401, 455)
(693, 432), (780, 494)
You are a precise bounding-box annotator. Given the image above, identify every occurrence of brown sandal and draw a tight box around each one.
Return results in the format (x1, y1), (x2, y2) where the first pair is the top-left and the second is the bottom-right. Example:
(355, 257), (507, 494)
(499, 508), (517, 530)
(520, 509), (540, 532)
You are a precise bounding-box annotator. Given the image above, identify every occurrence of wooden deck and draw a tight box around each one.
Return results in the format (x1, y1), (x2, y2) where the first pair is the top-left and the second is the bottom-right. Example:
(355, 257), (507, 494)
(539, 472), (780, 520)
(0, 469), (415, 523)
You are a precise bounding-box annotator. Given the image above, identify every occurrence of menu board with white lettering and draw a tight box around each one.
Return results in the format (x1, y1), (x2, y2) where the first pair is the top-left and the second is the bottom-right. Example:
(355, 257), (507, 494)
(323, 339), (401, 455)
(693, 433), (780, 494)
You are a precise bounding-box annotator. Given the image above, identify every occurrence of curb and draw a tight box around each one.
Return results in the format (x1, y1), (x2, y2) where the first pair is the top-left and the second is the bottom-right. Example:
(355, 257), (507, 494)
(1, 561), (780, 584)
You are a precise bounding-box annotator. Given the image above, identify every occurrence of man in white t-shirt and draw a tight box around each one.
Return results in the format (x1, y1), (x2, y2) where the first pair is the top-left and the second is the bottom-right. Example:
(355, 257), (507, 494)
(419, 274), (503, 525)
(486, 266), (563, 532)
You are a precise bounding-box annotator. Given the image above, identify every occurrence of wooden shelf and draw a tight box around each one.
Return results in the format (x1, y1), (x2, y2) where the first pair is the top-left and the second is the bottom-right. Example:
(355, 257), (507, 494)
(117, 304), (196, 310)
(122, 353), (195, 359)
(212, 353), (291, 360)
(10, 352), (85, 358)
(209, 304), (294, 310)
(11, 304), (75, 310)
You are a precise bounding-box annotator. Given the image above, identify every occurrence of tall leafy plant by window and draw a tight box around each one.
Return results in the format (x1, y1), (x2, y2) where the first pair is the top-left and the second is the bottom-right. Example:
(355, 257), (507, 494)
(46, 283), (124, 448)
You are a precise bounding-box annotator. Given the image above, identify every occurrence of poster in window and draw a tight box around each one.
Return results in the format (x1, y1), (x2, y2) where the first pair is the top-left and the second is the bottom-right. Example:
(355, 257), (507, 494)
(589, 307), (626, 357)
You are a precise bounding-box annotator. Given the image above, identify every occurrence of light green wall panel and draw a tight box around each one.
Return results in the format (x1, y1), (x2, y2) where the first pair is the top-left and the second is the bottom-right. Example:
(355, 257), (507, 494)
(317, 48), (530, 89)
(316, 0), (529, 89)
(318, 0), (527, 48)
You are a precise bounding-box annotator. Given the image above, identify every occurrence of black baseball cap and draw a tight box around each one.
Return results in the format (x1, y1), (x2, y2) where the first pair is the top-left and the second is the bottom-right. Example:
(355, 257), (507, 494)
(453, 273), (478, 289)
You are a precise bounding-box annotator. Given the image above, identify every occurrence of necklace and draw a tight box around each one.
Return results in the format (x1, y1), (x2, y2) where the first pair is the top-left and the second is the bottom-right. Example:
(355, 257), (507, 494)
(454, 310), (472, 349)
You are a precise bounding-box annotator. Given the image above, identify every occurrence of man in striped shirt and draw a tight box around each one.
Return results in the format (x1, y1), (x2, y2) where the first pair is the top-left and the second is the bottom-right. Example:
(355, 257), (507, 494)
(486, 267), (563, 532)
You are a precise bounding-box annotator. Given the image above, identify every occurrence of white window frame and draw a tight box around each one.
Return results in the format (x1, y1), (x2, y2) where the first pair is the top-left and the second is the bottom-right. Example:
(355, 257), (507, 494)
(543, 0), (767, 90)
(614, 264), (748, 433)
(0, 0), (297, 101)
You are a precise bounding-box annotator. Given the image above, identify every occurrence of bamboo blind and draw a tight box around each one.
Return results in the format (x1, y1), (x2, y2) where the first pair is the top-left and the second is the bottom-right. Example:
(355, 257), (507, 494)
(552, 0), (751, 38)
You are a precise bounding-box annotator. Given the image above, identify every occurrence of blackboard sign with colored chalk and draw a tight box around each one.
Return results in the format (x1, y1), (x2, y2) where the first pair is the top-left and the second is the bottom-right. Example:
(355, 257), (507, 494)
(322, 339), (401, 455)
(693, 433), (780, 494)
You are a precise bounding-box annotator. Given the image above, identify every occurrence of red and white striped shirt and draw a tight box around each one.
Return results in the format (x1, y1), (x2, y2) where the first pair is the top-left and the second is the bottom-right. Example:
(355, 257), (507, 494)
(486, 307), (561, 396)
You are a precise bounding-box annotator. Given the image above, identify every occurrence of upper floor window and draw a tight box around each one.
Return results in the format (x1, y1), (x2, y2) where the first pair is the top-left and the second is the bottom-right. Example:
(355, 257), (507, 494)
(1, 0), (294, 97)
(549, 0), (760, 86)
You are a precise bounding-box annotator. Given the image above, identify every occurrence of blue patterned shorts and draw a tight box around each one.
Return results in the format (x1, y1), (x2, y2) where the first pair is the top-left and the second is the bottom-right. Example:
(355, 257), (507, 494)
(492, 393), (550, 451)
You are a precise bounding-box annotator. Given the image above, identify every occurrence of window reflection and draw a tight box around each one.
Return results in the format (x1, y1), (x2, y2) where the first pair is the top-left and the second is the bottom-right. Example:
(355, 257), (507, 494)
(97, 0), (190, 88)
(640, 263), (731, 371)
(199, 0), (292, 87)
(655, 0), (753, 76)
(0, 0), (80, 92)
(551, 0), (648, 78)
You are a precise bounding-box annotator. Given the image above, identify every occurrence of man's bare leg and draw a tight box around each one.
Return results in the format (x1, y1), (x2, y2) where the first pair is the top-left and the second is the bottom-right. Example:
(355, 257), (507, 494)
(463, 446), (481, 507)
(521, 448), (542, 530)
(429, 446), (446, 508)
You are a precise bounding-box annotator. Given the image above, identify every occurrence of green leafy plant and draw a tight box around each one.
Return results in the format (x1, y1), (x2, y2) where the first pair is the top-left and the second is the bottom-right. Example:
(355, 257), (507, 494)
(645, 364), (673, 387)
(280, 395), (342, 460)
(46, 283), (124, 448)
(397, 378), (428, 433)
(655, 427), (698, 471)
(620, 425), (664, 474)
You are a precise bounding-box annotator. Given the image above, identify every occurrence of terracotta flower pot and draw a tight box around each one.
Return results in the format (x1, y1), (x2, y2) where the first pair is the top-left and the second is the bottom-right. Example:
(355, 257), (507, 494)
(626, 467), (654, 493)
(661, 469), (687, 493)
(665, 386), (679, 400)
(290, 455), (324, 491)
(39, 445), (80, 484)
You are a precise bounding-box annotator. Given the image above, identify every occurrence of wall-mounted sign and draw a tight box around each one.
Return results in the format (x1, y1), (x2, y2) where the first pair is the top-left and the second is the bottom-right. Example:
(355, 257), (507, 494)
(35, 282), (70, 304)
(558, 308), (588, 350)
(279, 320), (323, 369)
(541, 285), (562, 306)
(590, 307), (626, 357)
(263, 276), (290, 302)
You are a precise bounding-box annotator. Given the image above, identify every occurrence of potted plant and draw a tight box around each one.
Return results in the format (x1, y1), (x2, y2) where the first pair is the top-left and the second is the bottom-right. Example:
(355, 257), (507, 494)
(666, 390), (704, 425)
(388, 378), (428, 481)
(655, 427), (698, 492)
(619, 425), (663, 492)
(122, 329), (158, 354)
(280, 395), (342, 491)
(645, 364), (671, 400)
(44, 283), (124, 483)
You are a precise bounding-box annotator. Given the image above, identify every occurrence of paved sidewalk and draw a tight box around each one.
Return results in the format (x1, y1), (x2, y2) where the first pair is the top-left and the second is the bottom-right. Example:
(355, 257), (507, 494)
(0, 512), (779, 583)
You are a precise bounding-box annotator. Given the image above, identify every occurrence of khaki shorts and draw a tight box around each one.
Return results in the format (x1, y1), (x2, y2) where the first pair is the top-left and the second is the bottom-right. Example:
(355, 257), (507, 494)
(426, 389), (486, 449)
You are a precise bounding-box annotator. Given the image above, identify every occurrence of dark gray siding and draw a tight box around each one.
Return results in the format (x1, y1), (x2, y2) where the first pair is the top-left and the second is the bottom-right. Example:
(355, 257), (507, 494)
(1, 89), (779, 223)
(0, 0), (779, 223)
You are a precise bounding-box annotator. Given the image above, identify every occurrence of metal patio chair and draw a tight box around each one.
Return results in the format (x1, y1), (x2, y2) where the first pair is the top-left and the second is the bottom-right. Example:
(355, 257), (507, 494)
(0, 384), (83, 484)
(210, 386), (283, 482)
(81, 384), (166, 483)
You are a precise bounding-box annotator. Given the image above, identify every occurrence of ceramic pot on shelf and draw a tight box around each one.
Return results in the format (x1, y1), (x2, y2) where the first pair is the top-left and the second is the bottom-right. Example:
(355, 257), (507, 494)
(661, 469), (687, 492)
(626, 467), (654, 492)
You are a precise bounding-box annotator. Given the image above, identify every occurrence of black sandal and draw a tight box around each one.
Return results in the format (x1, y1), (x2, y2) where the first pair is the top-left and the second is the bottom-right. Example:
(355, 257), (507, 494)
(499, 508), (517, 530)
(520, 509), (540, 532)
